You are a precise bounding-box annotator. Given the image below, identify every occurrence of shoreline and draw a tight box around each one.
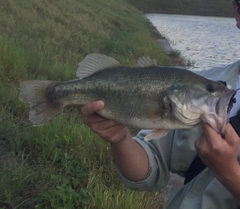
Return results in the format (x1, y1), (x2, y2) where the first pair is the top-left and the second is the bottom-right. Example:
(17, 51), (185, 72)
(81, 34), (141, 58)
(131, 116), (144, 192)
(142, 10), (234, 18)
(143, 13), (186, 67)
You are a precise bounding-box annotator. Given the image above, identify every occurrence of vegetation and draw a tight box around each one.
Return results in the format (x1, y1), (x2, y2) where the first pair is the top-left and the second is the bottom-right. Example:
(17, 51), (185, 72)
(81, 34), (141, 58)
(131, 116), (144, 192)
(0, 0), (170, 208)
(128, 0), (234, 17)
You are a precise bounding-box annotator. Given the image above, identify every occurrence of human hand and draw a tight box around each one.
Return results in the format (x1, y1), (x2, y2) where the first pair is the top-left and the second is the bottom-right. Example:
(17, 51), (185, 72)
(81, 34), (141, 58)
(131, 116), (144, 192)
(195, 123), (240, 180)
(81, 101), (131, 144)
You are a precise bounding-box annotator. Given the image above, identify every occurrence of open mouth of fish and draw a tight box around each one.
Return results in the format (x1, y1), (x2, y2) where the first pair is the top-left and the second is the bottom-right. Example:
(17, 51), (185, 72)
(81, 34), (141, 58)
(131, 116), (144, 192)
(203, 89), (236, 134)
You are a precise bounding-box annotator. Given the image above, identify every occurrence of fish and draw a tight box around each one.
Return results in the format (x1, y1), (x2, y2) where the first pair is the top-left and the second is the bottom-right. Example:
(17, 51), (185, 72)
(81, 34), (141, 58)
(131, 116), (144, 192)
(19, 53), (235, 141)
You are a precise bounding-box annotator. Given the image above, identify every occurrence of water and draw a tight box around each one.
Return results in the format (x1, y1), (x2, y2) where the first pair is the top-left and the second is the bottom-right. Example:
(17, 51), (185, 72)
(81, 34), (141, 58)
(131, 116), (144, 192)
(146, 14), (240, 70)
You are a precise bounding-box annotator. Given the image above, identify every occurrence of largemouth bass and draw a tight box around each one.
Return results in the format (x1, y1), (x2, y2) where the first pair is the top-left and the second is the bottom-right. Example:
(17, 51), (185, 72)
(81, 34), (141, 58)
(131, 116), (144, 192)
(19, 54), (235, 140)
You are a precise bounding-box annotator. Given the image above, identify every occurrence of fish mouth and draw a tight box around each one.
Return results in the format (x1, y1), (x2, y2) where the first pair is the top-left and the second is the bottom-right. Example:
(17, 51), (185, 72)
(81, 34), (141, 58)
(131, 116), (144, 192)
(202, 89), (236, 134)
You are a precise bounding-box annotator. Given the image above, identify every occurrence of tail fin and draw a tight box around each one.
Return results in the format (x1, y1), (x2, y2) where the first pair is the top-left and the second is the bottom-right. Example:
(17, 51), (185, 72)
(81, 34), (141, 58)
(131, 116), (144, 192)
(19, 80), (62, 126)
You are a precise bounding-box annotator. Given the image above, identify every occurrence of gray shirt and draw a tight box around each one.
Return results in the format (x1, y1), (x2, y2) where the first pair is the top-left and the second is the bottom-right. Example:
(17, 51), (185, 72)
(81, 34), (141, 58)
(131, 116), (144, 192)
(115, 61), (240, 209)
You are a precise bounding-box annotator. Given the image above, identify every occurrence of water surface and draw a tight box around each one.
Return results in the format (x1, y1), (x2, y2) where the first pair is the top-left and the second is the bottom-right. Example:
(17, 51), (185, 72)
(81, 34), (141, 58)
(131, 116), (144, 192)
(146, 14), (240, 70)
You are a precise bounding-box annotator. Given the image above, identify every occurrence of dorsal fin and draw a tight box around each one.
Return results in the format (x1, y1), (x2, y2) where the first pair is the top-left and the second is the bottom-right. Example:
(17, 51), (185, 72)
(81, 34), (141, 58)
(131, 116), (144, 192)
(137, 56), (158, 67)
(76, 53), (121, 79)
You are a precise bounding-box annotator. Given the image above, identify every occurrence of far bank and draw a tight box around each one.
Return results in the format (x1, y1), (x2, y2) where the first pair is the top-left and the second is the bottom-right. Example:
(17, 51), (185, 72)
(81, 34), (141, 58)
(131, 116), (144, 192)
(128, 0), (234, 17)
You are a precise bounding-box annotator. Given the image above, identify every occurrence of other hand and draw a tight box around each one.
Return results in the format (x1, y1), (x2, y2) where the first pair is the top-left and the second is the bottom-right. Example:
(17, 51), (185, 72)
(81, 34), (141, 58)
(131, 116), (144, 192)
(195, 123), (240, 180)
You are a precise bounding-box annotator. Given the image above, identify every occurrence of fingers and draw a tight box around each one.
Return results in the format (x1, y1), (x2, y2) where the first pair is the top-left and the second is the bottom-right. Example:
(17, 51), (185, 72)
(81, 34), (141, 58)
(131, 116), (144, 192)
(85, 114), (128, 143)
(84, 114), (107, 125)
(85, 115), (120, 131)
(195, 123), (222, 155)
(81, 100), (104, 116)
(202, 123), (239, 143)
(202, 122), (239, 145)
(81, 101), (129, 143)
(98, 124), (128, 143)
(195, 123), (240, 155)
(202, 123), (219, 140)
(201, 123), (227, 151)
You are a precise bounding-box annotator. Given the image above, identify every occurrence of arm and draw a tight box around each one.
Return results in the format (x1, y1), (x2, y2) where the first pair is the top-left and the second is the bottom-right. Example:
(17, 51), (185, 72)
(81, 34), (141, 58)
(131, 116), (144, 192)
(81, 101), (149, 181)
(195, 123), (240, 205)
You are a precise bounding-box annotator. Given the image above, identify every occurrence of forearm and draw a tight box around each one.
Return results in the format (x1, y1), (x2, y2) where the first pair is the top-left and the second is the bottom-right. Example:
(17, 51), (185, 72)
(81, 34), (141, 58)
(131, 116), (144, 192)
(214, 164), (240, 205)
(111, 133), (149, 182)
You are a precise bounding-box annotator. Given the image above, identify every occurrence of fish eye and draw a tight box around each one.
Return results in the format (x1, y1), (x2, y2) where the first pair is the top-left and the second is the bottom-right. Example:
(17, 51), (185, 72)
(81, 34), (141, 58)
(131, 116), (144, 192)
(206, 84), (214, 93)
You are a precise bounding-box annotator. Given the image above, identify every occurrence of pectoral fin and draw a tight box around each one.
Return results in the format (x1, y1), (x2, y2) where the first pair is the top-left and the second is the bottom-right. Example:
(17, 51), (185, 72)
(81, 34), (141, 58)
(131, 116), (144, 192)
(144, 129), (169, 141)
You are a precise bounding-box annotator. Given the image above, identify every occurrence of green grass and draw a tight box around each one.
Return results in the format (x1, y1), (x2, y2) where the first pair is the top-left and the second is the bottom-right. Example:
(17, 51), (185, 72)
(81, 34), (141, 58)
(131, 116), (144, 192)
(0, 0), (170, 66)
(0, 0), (169, 208)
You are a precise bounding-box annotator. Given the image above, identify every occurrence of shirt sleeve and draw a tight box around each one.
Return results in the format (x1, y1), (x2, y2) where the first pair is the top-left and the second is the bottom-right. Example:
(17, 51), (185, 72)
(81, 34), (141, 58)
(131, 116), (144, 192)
(113, 129), (175, 193)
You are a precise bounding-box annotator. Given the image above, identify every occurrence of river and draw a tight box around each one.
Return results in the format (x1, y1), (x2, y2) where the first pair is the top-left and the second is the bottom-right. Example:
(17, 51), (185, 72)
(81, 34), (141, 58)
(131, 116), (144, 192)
(146, 14), (240, 70)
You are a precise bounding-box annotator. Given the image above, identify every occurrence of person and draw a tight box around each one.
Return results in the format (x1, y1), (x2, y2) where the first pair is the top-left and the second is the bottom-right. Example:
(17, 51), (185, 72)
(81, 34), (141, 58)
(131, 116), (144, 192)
(81, 1), (240, 208)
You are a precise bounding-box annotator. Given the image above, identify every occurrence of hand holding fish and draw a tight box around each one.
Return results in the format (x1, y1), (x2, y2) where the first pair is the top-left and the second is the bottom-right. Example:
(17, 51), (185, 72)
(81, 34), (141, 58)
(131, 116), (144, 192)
(81, 100), (150, 181)
(81, 100), (130, 144)
(195, 123), (240, 204)
(195, 123), (239, 176)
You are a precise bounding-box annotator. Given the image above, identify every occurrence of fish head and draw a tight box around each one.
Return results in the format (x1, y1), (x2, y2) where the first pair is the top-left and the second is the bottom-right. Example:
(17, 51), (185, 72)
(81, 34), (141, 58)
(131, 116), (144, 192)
(202, 86), (236, 133)
(167, 80), (235, 133)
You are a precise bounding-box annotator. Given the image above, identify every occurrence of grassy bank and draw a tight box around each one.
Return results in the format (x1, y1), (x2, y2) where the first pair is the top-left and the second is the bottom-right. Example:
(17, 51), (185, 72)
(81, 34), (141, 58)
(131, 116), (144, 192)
(128, 0), (234, 17)
(0, 0), (170, 208)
